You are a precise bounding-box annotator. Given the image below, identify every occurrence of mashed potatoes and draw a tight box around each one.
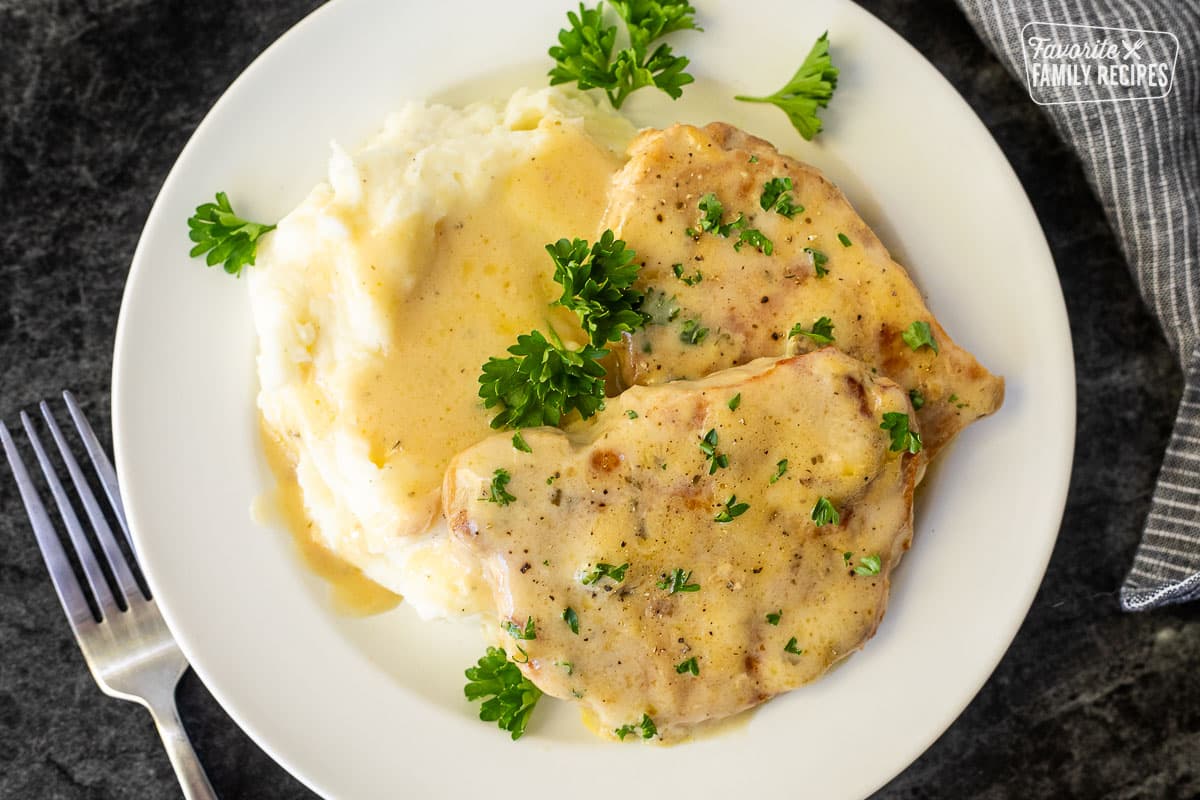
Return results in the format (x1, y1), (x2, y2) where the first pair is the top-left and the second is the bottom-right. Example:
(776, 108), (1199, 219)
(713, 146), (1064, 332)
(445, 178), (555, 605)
(249, 88), (635, 617)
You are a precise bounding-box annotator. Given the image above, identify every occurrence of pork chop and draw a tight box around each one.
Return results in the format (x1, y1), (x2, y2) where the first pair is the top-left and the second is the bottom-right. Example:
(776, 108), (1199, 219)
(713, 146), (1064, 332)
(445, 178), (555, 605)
(602, 122), (1004, 459)
(444, 349), (922, 739)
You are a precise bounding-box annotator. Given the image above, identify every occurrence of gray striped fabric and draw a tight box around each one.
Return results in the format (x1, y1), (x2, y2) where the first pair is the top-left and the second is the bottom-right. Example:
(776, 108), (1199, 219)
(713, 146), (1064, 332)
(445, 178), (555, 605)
(955, 0), (1200, 609)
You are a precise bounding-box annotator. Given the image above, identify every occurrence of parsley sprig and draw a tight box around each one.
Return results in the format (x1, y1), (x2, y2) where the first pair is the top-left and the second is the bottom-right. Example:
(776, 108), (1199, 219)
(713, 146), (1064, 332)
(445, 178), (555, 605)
(548, 1), (701, 109)
(478, 330), (607, 429)
(735, 32), (839, 141)
(186, 192), (276, 277)
(464, 647), (543, 740)
(548, 231), (648, 346)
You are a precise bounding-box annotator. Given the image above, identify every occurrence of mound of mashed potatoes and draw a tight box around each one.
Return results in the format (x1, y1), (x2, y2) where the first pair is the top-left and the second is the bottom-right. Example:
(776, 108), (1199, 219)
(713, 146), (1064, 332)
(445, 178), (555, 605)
(249, 87), (635, 617)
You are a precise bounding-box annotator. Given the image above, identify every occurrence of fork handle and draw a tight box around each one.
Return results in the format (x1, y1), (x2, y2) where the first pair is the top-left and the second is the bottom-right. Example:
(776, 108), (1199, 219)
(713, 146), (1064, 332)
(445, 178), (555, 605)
(147, 699), (219, 800)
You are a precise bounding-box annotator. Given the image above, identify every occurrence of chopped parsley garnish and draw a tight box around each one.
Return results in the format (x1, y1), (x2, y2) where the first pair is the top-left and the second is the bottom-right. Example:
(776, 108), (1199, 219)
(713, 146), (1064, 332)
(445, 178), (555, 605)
(556, 660), (574, 675)
(698, 428), (729, 474)
(759, 177), (803, 218)
(186, 192), (276, 277)
(672, 263), (704, 285)
(562, 607), (580, 635)
(909, 388), (926, 410)
(769, 458), (789, 484)
(478, 330), (608, 429)
(727, 393), (742, 411)
(464, 647), (542, 740)
(675, 656), (700, 675)
(901, 321), (939, 354)
(734, 32), (839, 141)
(657, 568), (700, 594)
(789, 316), (835, 345)
(842, 551), (853, 566)
(804, 247), (829, 277)
(679, 318), (709, 345)
(505, 616), (537, 640)
(766, 610), (782, 625)
(811, 496), (840, 527)
(643, 288), (681, 325)
(548, 231), (648, 346)
(486, 469), (517, 505)
(854, 554), (882, 576)
(734, 227), (774, 255)
(749, 154), (759, 163)
(511, 432), (532, 453)
(548, 0), (701, 109)
(626, 409), (639, 419)
(688, 192), (747, 239)
(581, 562), (630, 585)
(837, 232), (852, 247)
(714, 494), (750, 523)
(784, 637), (805, 655)
(615, 713), (658, 740)
(880, 412), (923, 454)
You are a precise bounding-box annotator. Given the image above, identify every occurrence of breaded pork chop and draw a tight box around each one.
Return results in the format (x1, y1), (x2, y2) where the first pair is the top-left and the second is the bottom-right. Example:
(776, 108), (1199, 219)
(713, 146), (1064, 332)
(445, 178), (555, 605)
(444, 350), (922, 739)
(602, 122), (1003, 459)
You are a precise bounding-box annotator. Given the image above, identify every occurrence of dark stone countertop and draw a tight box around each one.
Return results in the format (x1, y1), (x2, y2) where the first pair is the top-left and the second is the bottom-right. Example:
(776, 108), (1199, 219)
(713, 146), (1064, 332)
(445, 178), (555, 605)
(1, 1), (1197, 797)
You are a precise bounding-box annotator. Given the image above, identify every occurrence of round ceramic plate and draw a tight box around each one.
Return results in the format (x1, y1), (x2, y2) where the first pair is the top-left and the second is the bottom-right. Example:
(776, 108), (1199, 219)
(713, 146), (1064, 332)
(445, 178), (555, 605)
(112, 1), (1075, 798)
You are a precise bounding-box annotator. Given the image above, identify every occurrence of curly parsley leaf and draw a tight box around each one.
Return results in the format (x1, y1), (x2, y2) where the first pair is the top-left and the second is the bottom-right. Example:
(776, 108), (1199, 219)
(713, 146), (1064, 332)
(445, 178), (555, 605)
(478, 330), (608, 429)
(734, 32), (839, 141)
(880, 411), (923, 454)
(562, 607), (580, 634)
(186, 192), (276, 277)
(464, 647), (543, 740)
(789, 316), (835, 346)
(784, 636), (805, 655)
(548, 1), (700, 109)
(675, 656), (700, 675)
(909, 388), (926, 410)
(766, 610), (782, 625)
(548, 230), (648, 346)
(901, 320), (939, 354)
(769, 458), (788, 484)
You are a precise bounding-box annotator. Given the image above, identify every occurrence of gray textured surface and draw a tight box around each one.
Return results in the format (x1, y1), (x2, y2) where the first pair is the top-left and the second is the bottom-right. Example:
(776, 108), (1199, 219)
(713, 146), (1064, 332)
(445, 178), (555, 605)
(1, 1), (1197, 798)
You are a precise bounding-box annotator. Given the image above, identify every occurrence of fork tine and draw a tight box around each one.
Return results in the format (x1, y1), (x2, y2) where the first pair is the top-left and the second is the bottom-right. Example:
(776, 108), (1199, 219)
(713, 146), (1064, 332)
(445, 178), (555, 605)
(20, 409), (119, 617)
(1, 420), (95, 629)
(63, 390), (135, 557)
(40, 400), (142, 603)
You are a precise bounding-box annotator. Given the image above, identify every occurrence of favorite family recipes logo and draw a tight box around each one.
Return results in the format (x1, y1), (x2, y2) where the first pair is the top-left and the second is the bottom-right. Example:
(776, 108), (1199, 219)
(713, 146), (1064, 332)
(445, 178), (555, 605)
(1021, 21), (1179, 105)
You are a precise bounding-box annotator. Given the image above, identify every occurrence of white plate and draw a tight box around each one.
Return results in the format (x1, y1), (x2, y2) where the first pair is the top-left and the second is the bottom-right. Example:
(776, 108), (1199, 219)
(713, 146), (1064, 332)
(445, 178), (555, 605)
(112, 1), (1075, 798)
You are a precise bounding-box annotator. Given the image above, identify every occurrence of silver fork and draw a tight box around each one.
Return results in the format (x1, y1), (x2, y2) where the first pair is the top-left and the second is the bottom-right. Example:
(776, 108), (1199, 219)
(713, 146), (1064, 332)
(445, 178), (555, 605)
(1, 391), (217, 800)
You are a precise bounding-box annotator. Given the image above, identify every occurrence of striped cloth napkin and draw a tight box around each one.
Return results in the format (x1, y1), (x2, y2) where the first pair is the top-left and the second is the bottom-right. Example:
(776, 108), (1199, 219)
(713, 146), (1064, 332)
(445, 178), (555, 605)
(956, 0), (1200, 609)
